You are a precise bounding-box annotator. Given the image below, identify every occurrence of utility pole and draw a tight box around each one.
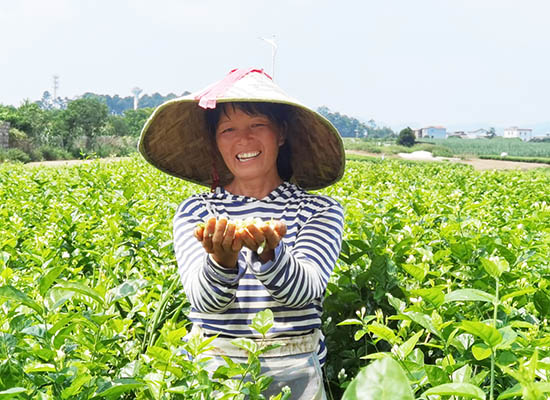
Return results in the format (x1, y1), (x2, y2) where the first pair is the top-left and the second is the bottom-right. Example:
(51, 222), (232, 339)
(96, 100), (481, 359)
(259, 35), (277, 80)
(52, 74), (59, 107)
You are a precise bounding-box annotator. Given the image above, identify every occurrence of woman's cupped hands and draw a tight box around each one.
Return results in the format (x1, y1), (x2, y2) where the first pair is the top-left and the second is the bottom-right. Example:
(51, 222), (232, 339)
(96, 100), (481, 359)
(194, 217), (287, 268)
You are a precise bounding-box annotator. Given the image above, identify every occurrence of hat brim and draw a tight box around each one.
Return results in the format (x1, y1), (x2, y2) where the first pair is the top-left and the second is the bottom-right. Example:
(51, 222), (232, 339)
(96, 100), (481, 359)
(138, 74), (345, 191)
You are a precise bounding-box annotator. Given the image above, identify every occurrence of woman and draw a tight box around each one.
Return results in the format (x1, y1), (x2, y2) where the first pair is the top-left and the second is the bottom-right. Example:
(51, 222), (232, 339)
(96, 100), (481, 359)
(139, 68), (345, 399)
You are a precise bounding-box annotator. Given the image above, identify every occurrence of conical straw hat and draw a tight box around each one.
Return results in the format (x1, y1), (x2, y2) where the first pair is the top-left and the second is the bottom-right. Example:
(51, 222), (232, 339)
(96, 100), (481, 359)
(138, 68), (345, 190)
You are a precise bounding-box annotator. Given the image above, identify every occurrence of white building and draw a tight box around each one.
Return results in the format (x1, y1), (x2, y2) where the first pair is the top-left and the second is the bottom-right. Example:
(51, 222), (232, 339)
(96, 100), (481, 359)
(414, 126), (447, 139)
(503, 127), (533, 141)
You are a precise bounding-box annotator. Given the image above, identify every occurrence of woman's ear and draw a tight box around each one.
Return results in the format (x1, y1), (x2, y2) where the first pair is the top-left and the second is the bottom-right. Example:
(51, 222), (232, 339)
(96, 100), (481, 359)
(278, 121), (288, 146)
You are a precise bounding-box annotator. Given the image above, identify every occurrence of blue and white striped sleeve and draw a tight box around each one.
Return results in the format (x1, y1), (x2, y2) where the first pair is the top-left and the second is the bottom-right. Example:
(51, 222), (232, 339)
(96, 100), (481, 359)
(173, 196), (247, 313)
(250, 198), (344, 308)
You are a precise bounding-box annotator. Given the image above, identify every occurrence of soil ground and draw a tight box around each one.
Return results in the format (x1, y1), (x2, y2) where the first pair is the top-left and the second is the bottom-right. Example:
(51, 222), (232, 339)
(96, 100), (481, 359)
(26, 157), (126, 167)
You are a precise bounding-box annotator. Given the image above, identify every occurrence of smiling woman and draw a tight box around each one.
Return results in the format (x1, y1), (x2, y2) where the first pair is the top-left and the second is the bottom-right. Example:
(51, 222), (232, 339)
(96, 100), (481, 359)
(138, 68), (345, 399)
(207, 103), (289, 199)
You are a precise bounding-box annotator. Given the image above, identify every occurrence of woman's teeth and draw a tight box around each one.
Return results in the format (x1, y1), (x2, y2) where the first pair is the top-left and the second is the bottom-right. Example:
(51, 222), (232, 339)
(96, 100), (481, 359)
(237, 151), (260, 161)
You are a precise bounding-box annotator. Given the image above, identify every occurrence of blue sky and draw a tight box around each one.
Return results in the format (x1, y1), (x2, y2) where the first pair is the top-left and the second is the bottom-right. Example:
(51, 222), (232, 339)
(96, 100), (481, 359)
(1, 0), (549, 133)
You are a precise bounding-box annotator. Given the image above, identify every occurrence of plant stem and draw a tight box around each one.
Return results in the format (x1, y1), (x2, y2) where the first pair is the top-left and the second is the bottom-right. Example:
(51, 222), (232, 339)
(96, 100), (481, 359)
(490, 277), (499, 400)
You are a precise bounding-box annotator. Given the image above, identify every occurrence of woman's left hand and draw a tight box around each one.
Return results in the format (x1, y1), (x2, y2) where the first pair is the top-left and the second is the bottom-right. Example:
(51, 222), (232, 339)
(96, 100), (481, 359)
(240, 220), (287, 263)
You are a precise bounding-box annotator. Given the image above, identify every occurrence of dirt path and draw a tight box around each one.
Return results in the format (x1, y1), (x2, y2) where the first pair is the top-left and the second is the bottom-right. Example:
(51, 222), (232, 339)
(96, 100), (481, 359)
(26, 157), (127, 167)
(346, 150), (549, 171)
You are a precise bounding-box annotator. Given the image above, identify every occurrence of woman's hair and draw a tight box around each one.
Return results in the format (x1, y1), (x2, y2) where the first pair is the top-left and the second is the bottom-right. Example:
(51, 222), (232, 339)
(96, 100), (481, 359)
(205, 102), (293, 181)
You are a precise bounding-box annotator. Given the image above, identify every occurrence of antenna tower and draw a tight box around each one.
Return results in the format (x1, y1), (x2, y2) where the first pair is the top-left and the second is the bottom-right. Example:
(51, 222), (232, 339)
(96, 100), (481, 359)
(53, 75), (59, 100)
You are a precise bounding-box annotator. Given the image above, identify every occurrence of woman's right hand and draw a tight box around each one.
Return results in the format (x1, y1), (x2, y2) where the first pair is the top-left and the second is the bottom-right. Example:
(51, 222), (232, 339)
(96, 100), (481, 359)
(194, 217), (243, 269)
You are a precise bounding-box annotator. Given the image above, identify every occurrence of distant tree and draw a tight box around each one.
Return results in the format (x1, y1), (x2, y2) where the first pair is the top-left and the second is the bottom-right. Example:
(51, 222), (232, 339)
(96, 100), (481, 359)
(37, 91), (55, 110)
(139, 92), (179, 108)
(122, 108), (154, 136)
(368, 126), (396, 138)
(38, 91), (67, 110)
(487, 127), (496, 139)
(0, 101), (48, 141)
(317, 106), (368, 138)
(61, 98), (109, 149)
(397, 127), (415, 147)
(104, 115), (130, 137)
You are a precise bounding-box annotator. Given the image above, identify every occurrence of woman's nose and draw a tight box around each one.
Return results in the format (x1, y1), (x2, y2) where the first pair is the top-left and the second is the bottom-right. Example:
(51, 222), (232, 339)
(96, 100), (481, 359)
(236, 126), (253, 141)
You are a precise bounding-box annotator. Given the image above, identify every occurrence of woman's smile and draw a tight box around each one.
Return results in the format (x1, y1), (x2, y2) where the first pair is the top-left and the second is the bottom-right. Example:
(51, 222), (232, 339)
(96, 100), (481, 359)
(215, 107), (284, 193)
(236, 151), (261, 162)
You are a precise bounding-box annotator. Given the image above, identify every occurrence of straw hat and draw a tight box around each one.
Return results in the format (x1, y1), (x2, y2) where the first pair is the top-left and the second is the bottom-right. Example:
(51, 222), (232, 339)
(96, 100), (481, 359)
(138, 68), (345, 190)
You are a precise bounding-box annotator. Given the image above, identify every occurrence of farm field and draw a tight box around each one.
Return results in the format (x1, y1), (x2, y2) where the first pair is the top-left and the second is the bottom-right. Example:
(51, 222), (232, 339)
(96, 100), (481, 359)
(344, 137), (550, 166)
(1, 156), (549, 399)
(424, 138), (550, 158)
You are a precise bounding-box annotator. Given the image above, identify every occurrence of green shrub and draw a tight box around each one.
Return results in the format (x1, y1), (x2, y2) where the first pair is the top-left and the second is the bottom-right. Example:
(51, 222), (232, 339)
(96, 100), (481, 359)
(0, 148), (31, 163)
(38, 145), (73, 161)
(27, 147), (44, 161)
(397, 127), (415, 147)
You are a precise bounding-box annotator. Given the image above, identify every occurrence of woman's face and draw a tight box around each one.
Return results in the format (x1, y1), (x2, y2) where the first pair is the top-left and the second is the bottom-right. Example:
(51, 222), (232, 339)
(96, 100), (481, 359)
(215, 106), (284, 187)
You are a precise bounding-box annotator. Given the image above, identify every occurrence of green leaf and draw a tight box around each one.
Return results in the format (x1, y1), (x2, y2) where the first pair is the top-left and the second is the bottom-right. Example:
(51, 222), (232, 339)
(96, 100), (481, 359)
(395, 330), (424, 360)
(411, 287), (445, 307)
(401, 311), (441, 338)
(472, 343), (492, 360)
(337, 318), (366, 326)
(401, 263), (427, 281)
(354, 330), (367, 341)
(250, 308), (274, 336)
(497, 383), (522, 399)
(93, 379), (145, 397)
(54, 281), (104, 306)
(500, 288), (536, 302)
(62, 374), (92, 399)
(24, 363), (56, 373)
(480, 256), (508, 278)
(45, 287), (74, 311)
(386, 293), (406, 313)
(106, 279), (149, 305)
(38, 263), (65, 297)
(231, 338), (258, 354)
(0, 285), (44, 315)
(460, 321), (502, 348)
(444, 289), (497, 304)
(423, 383), (486, 399)
(368, 322), (400, 345)
(496, 326), (518, 350)
(534, 290), (550, 317)
(425, 364), (450, 386)
(147, 346), (172, 364)
(342, 357), (414, 400)
(0, 388), (27, 399)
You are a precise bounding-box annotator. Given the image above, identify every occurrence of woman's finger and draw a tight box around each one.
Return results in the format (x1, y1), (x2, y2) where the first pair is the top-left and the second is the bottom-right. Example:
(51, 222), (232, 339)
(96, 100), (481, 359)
(273, 221), (287, 237)
(245, 223), (265, 247)
(239, 228), (257, 250)
(211, 218), (228, 250)
(194, 225), (204, 241)
(221, 222), (236, 250)
(261, 225), (279, 250)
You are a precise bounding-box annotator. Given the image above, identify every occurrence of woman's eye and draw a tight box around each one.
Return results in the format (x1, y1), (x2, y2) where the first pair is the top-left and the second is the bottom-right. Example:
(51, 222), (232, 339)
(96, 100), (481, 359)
(219, 127), (234, 134)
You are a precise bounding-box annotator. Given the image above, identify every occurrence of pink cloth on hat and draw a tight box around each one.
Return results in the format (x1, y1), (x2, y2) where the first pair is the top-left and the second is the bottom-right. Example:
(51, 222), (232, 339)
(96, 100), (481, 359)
(195, 68), (272, 109)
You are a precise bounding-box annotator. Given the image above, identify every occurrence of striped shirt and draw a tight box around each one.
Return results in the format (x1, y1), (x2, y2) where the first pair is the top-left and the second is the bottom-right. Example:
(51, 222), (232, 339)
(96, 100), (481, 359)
(173, 181), (344, 365)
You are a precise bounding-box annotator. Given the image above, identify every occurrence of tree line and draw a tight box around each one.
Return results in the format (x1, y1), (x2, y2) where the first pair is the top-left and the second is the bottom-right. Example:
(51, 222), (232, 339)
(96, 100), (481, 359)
(0, 92), (395, 163)
(0, 91), (185, 163)
(317, 106), (395, 139)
